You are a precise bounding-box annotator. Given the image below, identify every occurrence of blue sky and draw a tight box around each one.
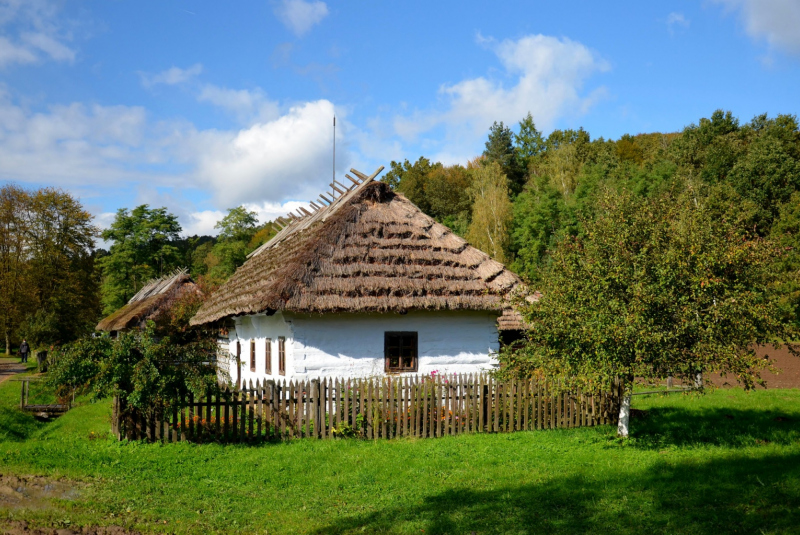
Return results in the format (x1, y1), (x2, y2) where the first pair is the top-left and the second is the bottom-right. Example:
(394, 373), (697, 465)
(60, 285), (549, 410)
(1, 0), (799, 236)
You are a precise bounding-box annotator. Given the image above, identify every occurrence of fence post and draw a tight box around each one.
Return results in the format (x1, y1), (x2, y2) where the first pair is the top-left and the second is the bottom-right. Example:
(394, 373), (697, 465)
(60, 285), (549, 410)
(313, 379), (321, 439)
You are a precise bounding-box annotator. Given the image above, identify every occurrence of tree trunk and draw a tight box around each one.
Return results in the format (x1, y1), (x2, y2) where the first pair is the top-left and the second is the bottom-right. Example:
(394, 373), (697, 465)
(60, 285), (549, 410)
(694, 372), (703, 389)
(617, 393), (631, 437)
(4, 329), (9, 356)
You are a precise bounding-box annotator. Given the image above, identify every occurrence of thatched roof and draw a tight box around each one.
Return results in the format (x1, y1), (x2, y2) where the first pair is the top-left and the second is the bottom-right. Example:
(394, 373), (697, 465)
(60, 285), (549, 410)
(191, 167), (523, 326)
(97, 269), (198, 332)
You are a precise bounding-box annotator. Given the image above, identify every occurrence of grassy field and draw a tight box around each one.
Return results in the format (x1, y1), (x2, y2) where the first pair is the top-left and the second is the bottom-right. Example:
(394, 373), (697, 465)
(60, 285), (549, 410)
(0, 373), (798, 534)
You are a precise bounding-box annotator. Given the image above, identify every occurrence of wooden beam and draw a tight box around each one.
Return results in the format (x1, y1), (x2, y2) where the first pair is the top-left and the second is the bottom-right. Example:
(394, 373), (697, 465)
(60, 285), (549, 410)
(299, 206), (313, 217)
(350, 168), (369, 181)
(319, 193), (333, 204)
(309, 201), (322, 211)
(334, 178), (352, 192)
(330, 182), (346, 195)
(345, 174), (360, 186)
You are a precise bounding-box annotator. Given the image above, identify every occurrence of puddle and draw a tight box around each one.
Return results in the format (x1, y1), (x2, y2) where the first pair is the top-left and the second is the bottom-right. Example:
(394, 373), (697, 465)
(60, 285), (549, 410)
(0, 475), (82, 510)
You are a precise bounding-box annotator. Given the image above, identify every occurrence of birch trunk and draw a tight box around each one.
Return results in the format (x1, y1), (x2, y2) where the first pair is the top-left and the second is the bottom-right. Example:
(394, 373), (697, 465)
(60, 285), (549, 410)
(617, 393), (631, 437)
(694, 372), (703, 389)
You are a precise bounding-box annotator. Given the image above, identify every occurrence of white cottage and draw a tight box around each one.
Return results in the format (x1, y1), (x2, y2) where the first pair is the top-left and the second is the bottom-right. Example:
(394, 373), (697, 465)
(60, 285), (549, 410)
(190, 167), (523, 386)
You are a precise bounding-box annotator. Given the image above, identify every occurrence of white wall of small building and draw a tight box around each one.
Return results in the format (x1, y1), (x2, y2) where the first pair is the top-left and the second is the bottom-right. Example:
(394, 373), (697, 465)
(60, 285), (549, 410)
(223, 310), (500, 385)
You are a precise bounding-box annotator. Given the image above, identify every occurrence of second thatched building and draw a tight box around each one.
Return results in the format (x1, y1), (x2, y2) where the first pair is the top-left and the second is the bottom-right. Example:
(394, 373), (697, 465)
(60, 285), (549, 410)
(190, 167), (523, 385)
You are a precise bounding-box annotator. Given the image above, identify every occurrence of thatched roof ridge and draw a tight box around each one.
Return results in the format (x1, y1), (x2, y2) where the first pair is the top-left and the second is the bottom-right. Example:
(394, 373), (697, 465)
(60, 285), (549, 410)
(191, 169), (523, 326)
(97, 269), (197, 332)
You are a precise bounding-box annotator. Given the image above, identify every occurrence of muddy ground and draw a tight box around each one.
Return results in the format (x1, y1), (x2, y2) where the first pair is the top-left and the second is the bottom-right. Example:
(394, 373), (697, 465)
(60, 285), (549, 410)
(0, 475), (136, 535)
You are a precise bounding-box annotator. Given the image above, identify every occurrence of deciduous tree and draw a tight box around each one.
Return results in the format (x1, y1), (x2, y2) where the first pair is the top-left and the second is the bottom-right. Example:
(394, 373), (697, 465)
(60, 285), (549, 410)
(467, 162), (513, 263)
(98, 205), (182, 314)
(500, 187), (798, 437)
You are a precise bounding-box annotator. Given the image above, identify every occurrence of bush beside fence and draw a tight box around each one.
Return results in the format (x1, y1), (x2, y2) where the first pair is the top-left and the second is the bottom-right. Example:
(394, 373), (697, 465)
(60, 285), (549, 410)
(112, 374), (621, 443)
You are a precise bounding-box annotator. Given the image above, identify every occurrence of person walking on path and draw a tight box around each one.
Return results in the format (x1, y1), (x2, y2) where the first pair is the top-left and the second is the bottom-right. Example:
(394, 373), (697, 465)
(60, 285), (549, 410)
(19, 339), (29, 364)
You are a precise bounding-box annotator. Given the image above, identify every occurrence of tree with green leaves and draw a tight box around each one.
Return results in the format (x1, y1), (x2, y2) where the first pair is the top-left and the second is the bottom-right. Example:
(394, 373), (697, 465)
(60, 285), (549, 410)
(0, 185), (31, 355)
(21, 188), (100, 345)
(209, 206), (257, 280)
(1, 185), (100, 351)
(500, 186), (798, 437)
(514, 112), (545, 169)
(483, 121), (525, 196)
(47, 323), (218, 417)
(383, 157), (439, 213)
(215, 206), (258, 242)
(98, 205), (182, 314)
(467, 161), (513, 263)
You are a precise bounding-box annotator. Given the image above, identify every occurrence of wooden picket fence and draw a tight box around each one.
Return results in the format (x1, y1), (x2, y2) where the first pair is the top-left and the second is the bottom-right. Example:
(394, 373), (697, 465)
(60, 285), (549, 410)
(112, 374), (621, 443)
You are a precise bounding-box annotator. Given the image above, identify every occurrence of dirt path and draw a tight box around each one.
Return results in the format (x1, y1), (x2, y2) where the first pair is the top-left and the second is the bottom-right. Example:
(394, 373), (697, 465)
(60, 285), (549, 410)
(0, 359), (26, 385)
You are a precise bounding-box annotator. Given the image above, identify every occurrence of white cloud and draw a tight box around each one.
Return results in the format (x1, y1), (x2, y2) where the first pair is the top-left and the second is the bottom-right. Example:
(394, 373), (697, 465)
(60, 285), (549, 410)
(392, 34), (609, 162)
(713, 0), (800, 55)
(0, 88), (349, 215)
(0, 94), (155, 186)
(181, 209), (225, 236)
(0, 35), (37, 66)
(181, 99), (341, 206)
(21, 31), (75, 62)
(274, 0), (329, 36)
(666, 12), (690, 34)
(139, 64), (203, 88)
(0, 0), (76, 67)
(197, 85), (280, 123)
(183, 199), (309, 236)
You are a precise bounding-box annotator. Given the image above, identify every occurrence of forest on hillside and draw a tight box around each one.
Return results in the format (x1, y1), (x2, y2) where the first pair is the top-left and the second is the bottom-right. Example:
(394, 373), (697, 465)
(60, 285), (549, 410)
(2, 109), (799, 351)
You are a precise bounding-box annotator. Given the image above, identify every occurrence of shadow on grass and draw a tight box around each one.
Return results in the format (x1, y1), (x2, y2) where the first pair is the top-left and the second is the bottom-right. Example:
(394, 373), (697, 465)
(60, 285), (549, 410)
(628, 406), (800, 449)
(0, 406), (47, 442)
(313, 452), (800, 535)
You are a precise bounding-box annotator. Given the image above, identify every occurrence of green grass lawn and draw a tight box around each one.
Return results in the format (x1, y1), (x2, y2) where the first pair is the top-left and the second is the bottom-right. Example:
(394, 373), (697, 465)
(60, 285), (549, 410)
(1, 377), (799, 535)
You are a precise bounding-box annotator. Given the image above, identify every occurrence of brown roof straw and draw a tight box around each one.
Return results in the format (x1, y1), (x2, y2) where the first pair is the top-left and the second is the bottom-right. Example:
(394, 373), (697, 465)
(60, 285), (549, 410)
(96, 269), (198, 332)
(190, 169), (522, 326)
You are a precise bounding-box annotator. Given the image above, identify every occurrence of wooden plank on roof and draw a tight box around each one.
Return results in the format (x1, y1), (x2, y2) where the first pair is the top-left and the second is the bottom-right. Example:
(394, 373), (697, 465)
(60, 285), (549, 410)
(330, 183), (346, 195)
(345, 174), (360, 186)
(350, 168), (369, 180)
(299, 207), (313, 217)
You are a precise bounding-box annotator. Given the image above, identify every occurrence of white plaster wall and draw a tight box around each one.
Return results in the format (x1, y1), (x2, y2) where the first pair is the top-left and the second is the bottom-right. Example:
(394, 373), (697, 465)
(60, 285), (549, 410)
(227, 310), (500, 382)
(228, 312), (295, 387)
(292, 310), (499, 379)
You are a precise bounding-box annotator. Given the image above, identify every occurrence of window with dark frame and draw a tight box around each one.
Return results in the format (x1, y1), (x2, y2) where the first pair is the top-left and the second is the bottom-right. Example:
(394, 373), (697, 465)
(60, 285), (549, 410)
(265, 338), (272, 375)
(384, 332), (418, 373)
(249, 340), (256, 372)
(278, 337), (286, 376)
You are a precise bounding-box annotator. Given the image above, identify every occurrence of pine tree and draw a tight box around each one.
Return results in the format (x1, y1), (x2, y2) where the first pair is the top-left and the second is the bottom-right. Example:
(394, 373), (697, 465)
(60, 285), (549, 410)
(483, 121), (525, 196)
